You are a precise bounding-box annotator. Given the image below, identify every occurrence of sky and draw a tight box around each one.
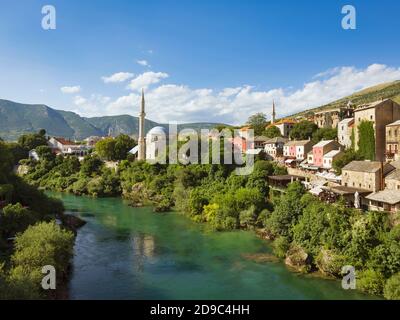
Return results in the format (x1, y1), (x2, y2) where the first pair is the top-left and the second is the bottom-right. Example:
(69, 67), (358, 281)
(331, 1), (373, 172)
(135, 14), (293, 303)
(0, 0), (400, 125)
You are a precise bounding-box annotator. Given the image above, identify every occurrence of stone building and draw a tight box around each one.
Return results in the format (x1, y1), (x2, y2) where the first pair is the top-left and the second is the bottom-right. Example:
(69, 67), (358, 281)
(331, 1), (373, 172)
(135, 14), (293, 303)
(341, 161), (395, 192)
(263, 137), (288, 159)
(353, 99), (400, 162)
(273, 119), (297, 138)
(338, 118), (354, 149)
(314, 107), (354, 129)
(385, 120), (400, 161)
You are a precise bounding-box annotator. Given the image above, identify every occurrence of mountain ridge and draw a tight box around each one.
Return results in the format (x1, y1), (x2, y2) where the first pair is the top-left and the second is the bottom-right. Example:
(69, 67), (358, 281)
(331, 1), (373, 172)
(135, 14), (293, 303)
(0, 99), (225, 141)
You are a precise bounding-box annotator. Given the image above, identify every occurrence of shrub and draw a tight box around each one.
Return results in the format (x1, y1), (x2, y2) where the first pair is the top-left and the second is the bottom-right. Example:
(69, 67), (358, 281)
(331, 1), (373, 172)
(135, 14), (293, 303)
(357, 269), (385, 295)
(272, 236), (290, 259)
(384, 273), (400, 300)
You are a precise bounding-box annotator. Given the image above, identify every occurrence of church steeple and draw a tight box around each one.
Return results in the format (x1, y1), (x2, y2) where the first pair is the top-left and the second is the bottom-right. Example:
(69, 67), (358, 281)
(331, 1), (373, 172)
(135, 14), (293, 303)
(271, 100), (276, 124)
(138, 89), (146, 160)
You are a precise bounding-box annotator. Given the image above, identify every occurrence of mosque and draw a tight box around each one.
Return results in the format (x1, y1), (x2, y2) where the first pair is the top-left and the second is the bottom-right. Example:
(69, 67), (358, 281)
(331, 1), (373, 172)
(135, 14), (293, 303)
(130, 89), (167, 161)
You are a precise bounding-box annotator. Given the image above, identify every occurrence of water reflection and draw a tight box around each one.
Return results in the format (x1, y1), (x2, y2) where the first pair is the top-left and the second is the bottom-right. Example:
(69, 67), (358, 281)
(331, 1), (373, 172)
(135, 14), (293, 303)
(131, 233), (156, 272)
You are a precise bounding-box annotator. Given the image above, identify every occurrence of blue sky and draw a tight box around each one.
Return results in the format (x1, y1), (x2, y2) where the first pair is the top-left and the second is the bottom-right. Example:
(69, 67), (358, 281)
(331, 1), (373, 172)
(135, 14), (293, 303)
(0, 0), (399, 124)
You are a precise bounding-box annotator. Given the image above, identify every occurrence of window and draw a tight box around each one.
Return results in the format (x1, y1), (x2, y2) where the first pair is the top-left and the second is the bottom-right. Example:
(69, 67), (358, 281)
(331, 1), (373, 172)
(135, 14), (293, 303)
(370, 115), (373, 120)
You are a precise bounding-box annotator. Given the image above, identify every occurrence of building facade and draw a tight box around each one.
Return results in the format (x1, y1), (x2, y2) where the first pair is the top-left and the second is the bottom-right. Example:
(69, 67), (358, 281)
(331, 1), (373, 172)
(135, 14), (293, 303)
(341, 161), (395, 192)
(274, 119), (297, 138)
(264, 137), (288, 159)
(385, 120), (400, 161)
(322, 150), (343, 170)
(338, 118), (354, 149)
(353, 99), (400, 162)
(312, 140), (341, 167)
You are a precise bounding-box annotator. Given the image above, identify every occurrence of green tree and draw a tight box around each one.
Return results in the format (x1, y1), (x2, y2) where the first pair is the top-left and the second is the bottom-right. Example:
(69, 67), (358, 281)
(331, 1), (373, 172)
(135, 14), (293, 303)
(0, 203), (38, 238)
(247, 113), (267, 136)
(35, 145), (55, 162)
(312, 128), (338, 143)
(267, 182), (306, 239)
(18, 132), (48, 151)
(95, 137), (116, 161)
(358, 121), (375, 160)
(264, 126), (282, 138)
(289, 121), (318, 140)
(80, 155), (103, 177)
(114, 134), (136, 160)
(333, 149), (365, 175)
(9, 222), (74, 299)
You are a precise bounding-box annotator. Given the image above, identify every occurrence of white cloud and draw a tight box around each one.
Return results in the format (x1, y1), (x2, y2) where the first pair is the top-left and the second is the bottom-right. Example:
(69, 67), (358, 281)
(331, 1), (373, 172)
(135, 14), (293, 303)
(102, 72), (134, 83)
(72, 94), (111, 117)
(136, 60), (150, 67)
(127, 71), (169, 91)
(62, 64), (400, 125)
(61, 86), (81, 94)
(105, 64), (400, 125)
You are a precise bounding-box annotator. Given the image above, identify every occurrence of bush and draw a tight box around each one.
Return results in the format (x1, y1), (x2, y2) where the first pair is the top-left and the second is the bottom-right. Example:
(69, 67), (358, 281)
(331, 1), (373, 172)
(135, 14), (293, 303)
(384, 273), (400, 300)
(357, 269), (385, 296)
(272, 236), (290, 259)
(0, 203), (38, 238)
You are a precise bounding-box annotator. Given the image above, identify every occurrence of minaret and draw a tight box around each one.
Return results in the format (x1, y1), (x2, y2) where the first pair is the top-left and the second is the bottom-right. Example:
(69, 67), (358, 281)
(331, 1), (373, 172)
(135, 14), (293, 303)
(271, 100), (276, 124)
(138, 89), (146, 160)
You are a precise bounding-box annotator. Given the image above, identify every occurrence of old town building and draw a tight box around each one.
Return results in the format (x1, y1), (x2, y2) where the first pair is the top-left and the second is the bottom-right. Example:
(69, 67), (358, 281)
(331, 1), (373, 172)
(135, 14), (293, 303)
(385, 120), (400, 161)
(338, 118), (354, 149)
(353, 99), (400, 161)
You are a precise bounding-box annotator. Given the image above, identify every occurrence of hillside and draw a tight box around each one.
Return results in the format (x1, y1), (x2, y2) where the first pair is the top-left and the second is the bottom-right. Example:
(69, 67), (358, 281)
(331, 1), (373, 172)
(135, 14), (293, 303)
(0, 99), (225, 141)
(291, 80), (400, 117)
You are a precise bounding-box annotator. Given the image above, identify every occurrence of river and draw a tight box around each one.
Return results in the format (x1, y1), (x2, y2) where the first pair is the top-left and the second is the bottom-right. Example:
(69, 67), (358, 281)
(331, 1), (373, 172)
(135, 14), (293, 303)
(48, 192), (374, 300)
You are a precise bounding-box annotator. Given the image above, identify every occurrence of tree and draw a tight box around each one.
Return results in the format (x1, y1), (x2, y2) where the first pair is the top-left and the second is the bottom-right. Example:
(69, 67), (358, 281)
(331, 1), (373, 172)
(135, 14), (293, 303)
(333, 149), (364, 175)
(0, 203), (38, 238)
(18, 132), (48, 151)
(264, 126), (282, 138)
(9, 222), (74, 299)
(0, 141), (14, 182)
(247, 113), (267, 136)
(80, 155), (103, 177)
(358, 121), (375, 160)
(114, 134), (136, 160)
(95, 135), (136, 161)
(312, 128), (338, 143)
(267, 182), (306, 239)
(289, 121), (318, 140)
(95, 137), (116, 161)
(35, 145), (55, 162)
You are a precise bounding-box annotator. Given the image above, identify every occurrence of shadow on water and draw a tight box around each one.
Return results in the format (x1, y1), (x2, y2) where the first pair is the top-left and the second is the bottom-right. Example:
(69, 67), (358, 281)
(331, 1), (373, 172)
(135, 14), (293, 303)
(48, 192), (377, 300)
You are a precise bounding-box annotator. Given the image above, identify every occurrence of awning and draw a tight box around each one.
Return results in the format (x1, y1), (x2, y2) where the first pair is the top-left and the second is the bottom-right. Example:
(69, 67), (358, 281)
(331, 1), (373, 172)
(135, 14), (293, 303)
(129, 145), (139, 154)
(285, 159), (295, 164)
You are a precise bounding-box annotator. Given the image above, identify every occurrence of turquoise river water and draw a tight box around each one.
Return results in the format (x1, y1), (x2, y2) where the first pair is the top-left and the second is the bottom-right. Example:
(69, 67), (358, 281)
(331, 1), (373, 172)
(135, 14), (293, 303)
(49, 192), (375, 300)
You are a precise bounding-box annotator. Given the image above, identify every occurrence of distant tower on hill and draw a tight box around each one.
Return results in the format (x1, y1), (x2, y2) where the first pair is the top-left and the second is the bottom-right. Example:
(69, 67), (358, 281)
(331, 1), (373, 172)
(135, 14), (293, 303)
(138, 89), (146, 160)
(271, 100), (276, 124)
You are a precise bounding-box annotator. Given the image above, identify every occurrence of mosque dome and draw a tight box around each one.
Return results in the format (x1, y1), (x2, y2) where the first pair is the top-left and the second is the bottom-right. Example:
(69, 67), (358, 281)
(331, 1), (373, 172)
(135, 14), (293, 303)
(147, 126), (167, 136)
